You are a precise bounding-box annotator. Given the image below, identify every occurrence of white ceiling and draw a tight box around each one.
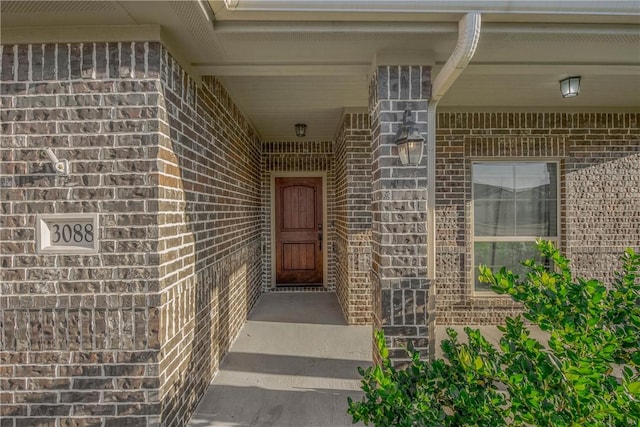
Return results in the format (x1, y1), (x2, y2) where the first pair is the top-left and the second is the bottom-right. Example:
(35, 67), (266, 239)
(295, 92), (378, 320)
(2, 0), (639, 141)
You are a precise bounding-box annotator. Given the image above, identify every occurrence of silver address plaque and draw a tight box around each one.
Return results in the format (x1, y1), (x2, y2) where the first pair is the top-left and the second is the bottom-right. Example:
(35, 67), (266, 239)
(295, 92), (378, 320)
(36, 213), (99, 254)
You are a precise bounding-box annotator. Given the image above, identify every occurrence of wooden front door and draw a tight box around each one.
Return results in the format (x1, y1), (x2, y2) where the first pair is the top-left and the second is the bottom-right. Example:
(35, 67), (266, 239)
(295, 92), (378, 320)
(275, 177), (323, 284)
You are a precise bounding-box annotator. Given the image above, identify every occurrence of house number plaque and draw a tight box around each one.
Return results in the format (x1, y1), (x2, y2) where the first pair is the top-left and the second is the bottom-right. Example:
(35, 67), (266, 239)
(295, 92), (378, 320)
(36, 213), (99, 254)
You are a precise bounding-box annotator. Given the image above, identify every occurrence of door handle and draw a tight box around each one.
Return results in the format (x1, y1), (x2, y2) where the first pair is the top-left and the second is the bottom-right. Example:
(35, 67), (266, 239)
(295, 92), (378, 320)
(318, 232), (323, 251)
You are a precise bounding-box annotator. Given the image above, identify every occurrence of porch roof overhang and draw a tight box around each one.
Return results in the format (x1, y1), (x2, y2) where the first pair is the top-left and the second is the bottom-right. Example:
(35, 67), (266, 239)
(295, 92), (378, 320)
(1, 0), (639, 141)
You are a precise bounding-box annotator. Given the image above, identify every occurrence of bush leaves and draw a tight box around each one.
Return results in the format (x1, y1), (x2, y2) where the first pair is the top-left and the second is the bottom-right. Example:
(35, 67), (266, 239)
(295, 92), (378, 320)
(348, 242), (640, 426)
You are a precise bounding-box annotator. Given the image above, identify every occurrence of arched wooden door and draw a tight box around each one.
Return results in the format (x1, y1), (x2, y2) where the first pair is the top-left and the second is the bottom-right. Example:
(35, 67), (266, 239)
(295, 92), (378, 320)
(275, 177), (323, 284)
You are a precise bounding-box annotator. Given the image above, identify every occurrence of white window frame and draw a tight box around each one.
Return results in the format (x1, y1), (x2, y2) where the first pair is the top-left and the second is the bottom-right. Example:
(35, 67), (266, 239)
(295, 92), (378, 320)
(471, 160), (561, 296)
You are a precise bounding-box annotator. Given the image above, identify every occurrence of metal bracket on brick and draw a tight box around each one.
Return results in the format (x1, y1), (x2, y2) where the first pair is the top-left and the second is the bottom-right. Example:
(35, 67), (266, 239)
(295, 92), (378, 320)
(44, 147), (69, 176)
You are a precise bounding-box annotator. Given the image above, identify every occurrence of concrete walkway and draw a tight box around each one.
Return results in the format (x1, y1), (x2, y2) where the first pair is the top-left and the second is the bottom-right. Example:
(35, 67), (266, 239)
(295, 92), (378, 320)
(188, 292), (372, 427)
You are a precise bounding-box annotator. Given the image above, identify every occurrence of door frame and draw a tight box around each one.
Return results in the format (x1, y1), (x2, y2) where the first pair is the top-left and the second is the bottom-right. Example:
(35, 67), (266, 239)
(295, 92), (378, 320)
(270, 172), (328, 288)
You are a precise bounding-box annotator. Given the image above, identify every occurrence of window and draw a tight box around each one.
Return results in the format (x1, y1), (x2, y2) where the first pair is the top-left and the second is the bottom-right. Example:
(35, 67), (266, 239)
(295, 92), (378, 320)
(472, 162), (559, 292)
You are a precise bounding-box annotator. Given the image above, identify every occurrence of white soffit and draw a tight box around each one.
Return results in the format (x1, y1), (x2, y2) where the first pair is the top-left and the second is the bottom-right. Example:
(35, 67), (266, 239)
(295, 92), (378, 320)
(2, 0), (639, 140)
(0, 0), (133, 26)
(442, 73), (640, 108)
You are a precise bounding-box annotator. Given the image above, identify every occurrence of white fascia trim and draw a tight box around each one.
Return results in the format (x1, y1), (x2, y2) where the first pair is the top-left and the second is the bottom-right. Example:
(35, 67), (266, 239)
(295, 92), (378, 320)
(226, 1), (640, 16)
(482, 22), (640, 35)
(210, 19), (638, 40)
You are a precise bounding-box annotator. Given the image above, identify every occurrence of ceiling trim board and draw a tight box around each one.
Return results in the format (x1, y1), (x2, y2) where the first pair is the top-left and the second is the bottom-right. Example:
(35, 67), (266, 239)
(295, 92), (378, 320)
(464, 63), (640, 75)
(193, 64), (371, 76)
(212, 20), (456, 33)
(1, 25), (162, 44)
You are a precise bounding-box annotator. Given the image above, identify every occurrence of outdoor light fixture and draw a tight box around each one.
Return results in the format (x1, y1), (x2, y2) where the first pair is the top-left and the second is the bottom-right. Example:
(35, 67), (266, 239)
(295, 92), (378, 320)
(560, 76), (581, 98)
(295, 123), (307, 137)
(394, 109), (424, 166)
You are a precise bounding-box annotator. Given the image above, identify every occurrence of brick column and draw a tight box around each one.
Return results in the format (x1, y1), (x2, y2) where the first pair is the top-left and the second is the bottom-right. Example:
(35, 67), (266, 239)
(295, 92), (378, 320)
(0, 41), (263, 426)
(0, 41), (164, 424)
(369, 65), (431, 363)
(334, 112), (372, 325)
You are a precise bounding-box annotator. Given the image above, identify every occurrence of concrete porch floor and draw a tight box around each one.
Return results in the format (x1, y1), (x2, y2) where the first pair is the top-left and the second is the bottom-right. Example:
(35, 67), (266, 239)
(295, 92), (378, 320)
(188, 292), (372, 427)
(187, 292), (551, 426)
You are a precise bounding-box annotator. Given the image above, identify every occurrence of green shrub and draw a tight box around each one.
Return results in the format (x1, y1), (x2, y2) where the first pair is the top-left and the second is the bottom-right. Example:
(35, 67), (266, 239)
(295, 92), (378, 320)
(348, 241), (640, 426)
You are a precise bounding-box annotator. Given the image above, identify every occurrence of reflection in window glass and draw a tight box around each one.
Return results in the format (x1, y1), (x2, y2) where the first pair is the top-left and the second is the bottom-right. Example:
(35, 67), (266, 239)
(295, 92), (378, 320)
(474, 241), (549, 292)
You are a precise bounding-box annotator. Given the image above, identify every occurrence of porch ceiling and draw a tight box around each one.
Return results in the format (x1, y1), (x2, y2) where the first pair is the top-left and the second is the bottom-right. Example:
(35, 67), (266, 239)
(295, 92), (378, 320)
(2, 1), (639, 141)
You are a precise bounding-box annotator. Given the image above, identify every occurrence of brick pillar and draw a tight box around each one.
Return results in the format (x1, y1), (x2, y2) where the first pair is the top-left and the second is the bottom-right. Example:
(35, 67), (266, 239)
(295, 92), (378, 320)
(369, 65), (431, 363)
(335, 112), (372, 325)
(0, 41), (164, 424)
(0, 41), (263, 426)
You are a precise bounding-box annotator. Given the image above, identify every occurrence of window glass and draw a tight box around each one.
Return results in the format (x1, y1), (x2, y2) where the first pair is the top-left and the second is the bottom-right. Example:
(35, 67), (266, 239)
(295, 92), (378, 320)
(474, 241), (547, 291)
(473, 162), (558, 292)
(515, 201), (557, 236)
(473, 163), (516, 199)
(474, 200), (515, 236)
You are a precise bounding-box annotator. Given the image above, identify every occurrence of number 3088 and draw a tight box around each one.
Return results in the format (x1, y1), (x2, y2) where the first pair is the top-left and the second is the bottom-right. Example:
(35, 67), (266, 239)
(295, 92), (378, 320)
(51, 223), (94, 243)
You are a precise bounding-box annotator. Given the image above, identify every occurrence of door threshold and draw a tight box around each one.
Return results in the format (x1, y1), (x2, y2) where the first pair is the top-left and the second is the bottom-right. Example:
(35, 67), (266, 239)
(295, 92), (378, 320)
(270, 284), (329, 292)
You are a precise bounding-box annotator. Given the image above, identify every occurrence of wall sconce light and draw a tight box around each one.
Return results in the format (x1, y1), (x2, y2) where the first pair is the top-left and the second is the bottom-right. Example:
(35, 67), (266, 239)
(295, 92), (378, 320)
(394, 109), (424, 166)
(560, 76), (581, 98)
(295, 123), (307, 137)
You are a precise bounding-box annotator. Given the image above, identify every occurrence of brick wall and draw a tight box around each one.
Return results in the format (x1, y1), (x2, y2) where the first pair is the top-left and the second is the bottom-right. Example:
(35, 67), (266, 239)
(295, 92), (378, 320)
(563, 115), (640, 281)
(261, 140), (335, 291)
(435, 112), (640, 325)
(0, 41), (262, 426)
(334, 112), (372, 325)
(3, 39), (637, 425)
(155, 56), (262, 426)
(368, 65), (432, 362)
(1, 41), (163, 425)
